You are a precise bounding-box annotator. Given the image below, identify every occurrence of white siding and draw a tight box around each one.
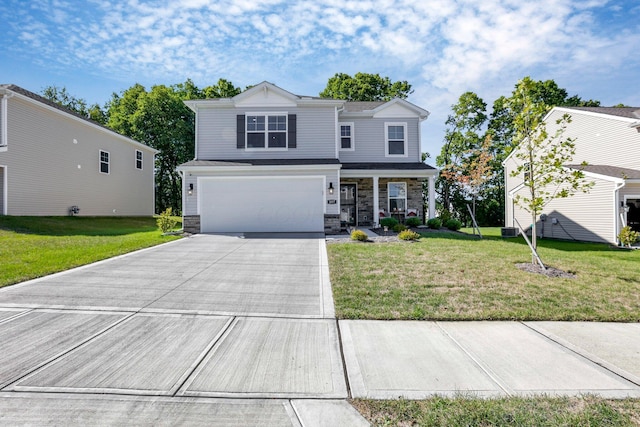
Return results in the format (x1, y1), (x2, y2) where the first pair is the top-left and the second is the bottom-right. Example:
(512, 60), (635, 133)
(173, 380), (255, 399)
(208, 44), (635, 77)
(196, 107), (336, 160)
(509, 175), (616, 244)
(0, 96), (156, 216)
(338, 117), (421, 163)
(545, 109), (640, 170)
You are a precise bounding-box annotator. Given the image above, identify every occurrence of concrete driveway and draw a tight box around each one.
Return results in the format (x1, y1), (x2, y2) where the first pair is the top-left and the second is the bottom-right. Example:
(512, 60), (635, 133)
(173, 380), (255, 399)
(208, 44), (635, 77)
(0, 234), (366, 426)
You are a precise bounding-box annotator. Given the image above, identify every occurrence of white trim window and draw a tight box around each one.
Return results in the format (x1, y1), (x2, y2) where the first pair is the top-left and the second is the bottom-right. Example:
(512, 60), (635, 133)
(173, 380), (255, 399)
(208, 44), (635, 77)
(246, 113), (287, 149)
(388, 182), (407, 213)
(339, 122), (354, 151)
(99, 150), (110, 174)
(135, 150), (143, 170)
(385, 122), (408, 157)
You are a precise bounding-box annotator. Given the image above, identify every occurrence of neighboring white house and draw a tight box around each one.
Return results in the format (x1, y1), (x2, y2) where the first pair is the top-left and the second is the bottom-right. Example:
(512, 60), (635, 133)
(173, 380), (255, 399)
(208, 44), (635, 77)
(504, 106), (640, 245)
(0, 84), (158, 216)
(177, 81), (437, 234)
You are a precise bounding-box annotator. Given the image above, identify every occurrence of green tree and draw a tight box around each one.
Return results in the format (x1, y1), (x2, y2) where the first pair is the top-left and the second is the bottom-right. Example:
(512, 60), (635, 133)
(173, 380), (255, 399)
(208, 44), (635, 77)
(319, 72), (412, 101)
(436, 92), (487, 220)
(107, 79), (240, 213)
(41, 85), (107, 125)
(508, 78), (594, 264)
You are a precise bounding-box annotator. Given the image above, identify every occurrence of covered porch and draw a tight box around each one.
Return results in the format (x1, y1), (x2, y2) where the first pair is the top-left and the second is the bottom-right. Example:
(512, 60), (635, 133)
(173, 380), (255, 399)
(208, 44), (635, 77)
(339, 163), (437, 228)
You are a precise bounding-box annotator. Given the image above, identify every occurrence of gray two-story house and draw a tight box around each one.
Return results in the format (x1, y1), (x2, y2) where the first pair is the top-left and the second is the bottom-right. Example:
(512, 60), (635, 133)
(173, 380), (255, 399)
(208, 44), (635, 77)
(178, 82), (437, 234)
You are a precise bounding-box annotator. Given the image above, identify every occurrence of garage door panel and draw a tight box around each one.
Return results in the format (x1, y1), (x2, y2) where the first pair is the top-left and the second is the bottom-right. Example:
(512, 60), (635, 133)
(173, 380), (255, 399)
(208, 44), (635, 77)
(200, 177), (324, 233)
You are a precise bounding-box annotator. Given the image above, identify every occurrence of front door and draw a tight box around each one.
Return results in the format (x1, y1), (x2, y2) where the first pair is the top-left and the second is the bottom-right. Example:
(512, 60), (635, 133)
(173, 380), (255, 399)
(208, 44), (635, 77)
(340, 184), (357, 228)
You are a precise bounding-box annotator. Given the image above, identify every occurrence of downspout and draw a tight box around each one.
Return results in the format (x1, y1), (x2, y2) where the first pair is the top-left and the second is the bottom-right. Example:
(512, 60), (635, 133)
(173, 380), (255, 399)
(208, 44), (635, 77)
(1, 91), (12, 147)
(614, 180), (626, 245)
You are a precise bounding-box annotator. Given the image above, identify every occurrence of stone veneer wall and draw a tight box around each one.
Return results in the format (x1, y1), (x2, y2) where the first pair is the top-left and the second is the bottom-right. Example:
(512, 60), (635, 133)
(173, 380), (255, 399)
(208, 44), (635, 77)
(183, 215), (201, 234)
(324, 214), (341, 234)
(342, 178), (424, 226)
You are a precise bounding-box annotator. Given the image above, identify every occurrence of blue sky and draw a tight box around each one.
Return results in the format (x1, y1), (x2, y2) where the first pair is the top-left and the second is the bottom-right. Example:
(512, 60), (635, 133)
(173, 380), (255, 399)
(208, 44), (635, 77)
(1, 0), (639, 159)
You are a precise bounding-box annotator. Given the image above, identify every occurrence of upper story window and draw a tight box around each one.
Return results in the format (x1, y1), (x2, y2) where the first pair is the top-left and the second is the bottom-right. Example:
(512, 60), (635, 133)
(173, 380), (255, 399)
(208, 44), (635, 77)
(99, 150), (110, 174)
(524, 162), (531, 181)
(135, 150), (143, 170)
(339, 123), (354, 151)
(385, 123), (407, 157)
(237, 114), (296, 150)
(246, 114), (287, 149)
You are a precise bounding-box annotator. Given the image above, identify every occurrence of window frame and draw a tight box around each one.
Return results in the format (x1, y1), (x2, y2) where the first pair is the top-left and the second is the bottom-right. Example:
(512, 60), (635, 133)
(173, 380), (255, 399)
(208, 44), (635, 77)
(135, 150), (143, 170)
(339, 122), (355, 151)
(245, 112), (288, 151)
(385, 122), (408, 157)
(388, 182), (407, 214)
(99, 150), (110, 175)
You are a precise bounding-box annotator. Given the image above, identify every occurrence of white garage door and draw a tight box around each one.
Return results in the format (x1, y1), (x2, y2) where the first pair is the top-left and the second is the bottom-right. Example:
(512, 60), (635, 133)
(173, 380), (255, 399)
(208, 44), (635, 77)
(199, 177), (325, 233)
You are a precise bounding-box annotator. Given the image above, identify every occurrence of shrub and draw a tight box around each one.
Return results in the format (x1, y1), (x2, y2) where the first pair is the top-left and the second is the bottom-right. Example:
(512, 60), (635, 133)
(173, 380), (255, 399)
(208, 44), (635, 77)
(156, 208), (178, 233)
(445, 218), (462, 231)
(439, 210), (452, 223)
(398, 230), (420, 241)
(426, 218), (442, 229)
(618, 226), (639, 247)
(393, 224), (407, 233)
(405, 217), (422, 227)
(350, 229), (369, 241)
(380, 217), (399, 229)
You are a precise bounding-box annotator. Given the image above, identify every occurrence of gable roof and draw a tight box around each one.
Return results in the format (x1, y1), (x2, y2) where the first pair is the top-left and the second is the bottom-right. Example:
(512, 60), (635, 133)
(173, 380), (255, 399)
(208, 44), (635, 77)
(564, 106), (640, 120)
(0, 84), (158, 153)
(566, 164), (640, 181)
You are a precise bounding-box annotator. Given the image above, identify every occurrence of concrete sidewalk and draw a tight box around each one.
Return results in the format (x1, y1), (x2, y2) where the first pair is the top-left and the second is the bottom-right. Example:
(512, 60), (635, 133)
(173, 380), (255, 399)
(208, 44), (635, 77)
(340, 320), (640, 400)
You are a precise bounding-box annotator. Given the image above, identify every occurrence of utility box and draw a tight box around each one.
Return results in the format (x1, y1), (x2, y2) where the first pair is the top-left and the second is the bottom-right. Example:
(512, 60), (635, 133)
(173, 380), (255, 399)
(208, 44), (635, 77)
(501, 227), (518, 237)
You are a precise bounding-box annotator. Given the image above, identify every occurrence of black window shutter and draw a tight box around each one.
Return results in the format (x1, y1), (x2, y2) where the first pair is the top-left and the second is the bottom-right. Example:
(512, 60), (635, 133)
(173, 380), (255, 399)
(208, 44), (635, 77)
(288, 114), (296, 149)
(236, 115), (245, 149)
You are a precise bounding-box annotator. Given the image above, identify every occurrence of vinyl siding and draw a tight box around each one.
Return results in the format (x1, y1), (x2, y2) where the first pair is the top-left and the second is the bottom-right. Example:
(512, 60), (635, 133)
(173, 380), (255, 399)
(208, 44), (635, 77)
(183, 168), (339, 216)
(338, 117), (421, 163)
(545, 109), (640, 170)
(1, 96), (156, 216)
(196, 107), (336, 160)
(509, 175), (616, 244)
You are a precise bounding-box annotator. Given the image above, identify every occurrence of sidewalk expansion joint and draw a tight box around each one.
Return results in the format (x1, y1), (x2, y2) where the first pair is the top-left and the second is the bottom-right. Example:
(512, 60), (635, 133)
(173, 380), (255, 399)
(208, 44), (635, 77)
(335, 320), (352, 399)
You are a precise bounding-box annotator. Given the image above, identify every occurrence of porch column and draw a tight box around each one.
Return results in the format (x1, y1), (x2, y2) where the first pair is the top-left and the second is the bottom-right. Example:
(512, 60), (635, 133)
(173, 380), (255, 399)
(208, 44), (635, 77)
(373, 176), (379, 227)
(428, 175), (436, 219)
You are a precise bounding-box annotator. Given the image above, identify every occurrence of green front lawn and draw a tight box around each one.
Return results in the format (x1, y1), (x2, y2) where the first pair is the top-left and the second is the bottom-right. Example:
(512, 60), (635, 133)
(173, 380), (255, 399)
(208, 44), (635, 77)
(328, 227), (640, 321)
(0, 216), (182, 288)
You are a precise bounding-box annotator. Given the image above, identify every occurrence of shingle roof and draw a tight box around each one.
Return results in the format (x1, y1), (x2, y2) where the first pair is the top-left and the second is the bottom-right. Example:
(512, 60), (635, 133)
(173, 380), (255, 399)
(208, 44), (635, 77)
(341, 162), (436, 170)
(566, 164), (640, 180)
(565, 106), (640, 119)
(180, 159), (341, 167)
(342, 101), (386, 112)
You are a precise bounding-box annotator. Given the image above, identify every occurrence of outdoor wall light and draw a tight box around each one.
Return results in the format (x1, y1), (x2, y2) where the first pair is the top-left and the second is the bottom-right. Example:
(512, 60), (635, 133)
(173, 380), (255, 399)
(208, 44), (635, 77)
(188, 183), (194, 196)
(328, 182), (334, 195)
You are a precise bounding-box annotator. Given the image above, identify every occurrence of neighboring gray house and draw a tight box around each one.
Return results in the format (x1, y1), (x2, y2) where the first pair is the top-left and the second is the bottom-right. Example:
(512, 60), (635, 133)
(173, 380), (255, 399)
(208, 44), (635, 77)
(0, 84), (158, 216)
(178, 82), (437, 234)
(504, 106), (640, 245)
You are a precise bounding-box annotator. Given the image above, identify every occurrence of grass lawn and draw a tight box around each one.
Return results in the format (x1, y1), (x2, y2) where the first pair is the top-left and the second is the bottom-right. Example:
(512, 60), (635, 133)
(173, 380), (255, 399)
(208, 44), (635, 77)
(327, 227), (640, 321)
(353, 396), (640, 427)
(0, 216), (182, 288)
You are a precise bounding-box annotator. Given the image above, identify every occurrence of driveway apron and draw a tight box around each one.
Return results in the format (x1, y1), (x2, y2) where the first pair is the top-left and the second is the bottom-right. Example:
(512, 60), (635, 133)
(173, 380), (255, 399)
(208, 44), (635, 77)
(0, 234), (359, 426)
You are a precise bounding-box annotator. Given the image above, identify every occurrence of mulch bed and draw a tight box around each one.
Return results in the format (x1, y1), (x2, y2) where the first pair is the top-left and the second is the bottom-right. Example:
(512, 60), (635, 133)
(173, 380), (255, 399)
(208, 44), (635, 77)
(515, 263), (576, 278)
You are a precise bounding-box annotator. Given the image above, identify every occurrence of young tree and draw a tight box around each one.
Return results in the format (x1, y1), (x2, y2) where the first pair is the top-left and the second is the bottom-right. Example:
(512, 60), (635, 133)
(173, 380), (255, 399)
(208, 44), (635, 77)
(508, 78), (594, 264)
(319, 72), (412, 101)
